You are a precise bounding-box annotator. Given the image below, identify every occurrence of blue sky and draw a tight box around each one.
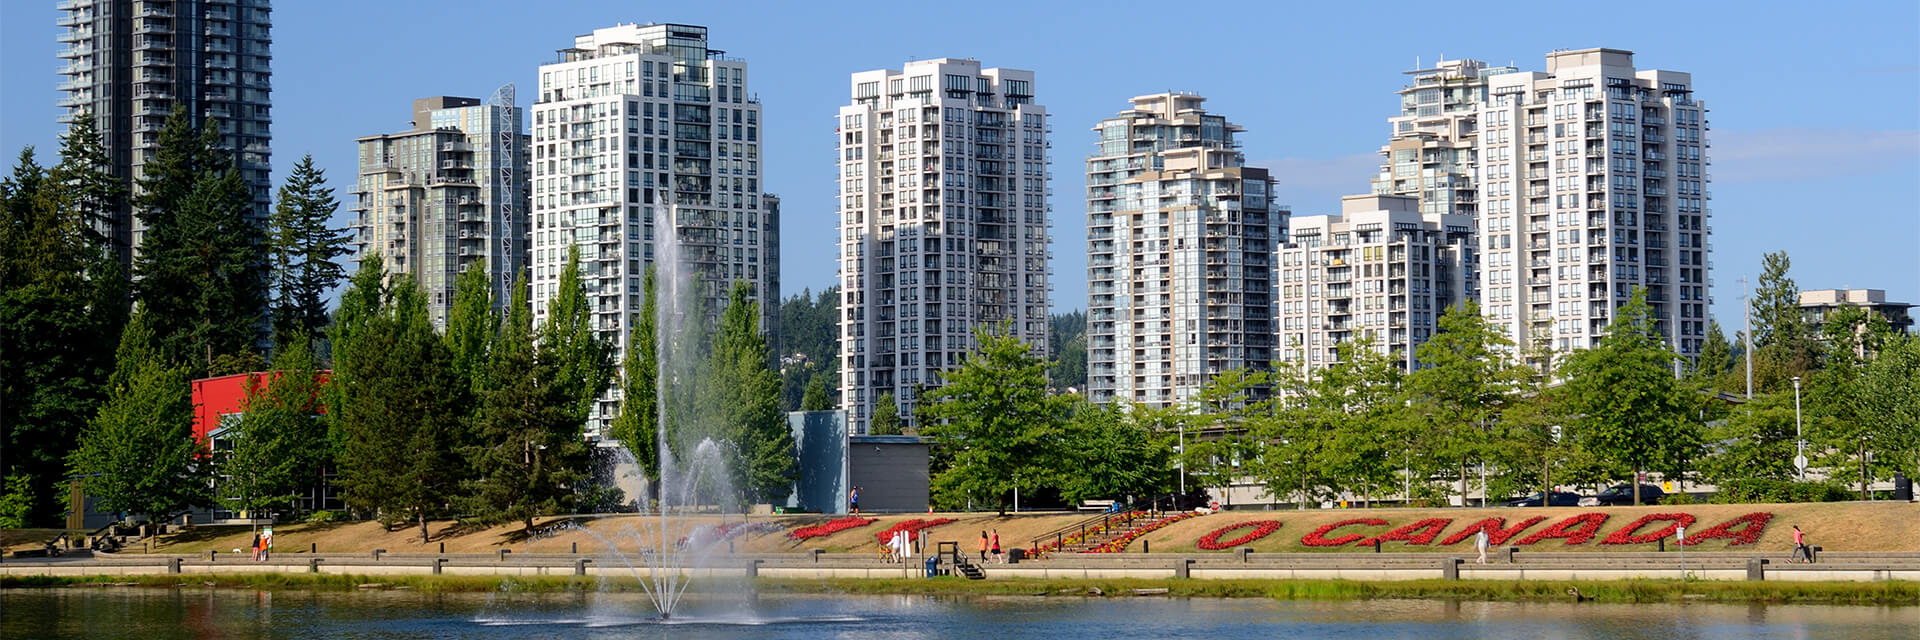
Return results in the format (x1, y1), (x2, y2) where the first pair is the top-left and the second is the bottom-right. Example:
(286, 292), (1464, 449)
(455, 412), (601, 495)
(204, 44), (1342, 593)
(5, 0), (1916, 329)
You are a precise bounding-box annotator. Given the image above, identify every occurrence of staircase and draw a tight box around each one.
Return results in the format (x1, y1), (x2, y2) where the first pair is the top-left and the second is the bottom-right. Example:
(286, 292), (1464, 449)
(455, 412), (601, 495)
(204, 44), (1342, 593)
(1054, 511), (1183, 554)
(955, 562), (986, 580)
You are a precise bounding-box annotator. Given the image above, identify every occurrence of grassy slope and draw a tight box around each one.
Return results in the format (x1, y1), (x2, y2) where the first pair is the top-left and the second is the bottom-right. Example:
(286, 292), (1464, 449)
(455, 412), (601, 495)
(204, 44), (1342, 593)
(57, 502), (1917, 557)
(1134, 502), (1918, 554)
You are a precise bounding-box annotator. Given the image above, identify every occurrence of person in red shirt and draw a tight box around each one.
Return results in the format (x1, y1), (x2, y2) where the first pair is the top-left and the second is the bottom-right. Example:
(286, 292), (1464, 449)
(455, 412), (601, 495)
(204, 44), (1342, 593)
(1790, 525), (1811, 563)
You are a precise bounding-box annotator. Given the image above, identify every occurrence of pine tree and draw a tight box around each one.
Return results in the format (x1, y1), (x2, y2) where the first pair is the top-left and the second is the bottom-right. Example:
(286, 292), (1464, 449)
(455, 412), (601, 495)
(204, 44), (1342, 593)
(465, 275), (589, 529)
(869, 392), (901, 435)
(710, 281), (794, 504)
(67, 313), (207, 522)
(1749, 251), (1812, 392)
(800, 376), (830, 411)
(268, 155), (349, 345)
(51, 114), (126, 252)
(607, 266), (660, 483)
(1, 141), (125, 525)
(1694, 321), (1734, 386)
(333, 275), (463, 541)
(132, 108), (266, 375)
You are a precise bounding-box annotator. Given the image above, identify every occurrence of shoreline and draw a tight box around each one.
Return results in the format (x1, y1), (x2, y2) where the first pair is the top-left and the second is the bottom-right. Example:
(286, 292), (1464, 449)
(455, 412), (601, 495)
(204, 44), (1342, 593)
(5, 574), (1915, 606)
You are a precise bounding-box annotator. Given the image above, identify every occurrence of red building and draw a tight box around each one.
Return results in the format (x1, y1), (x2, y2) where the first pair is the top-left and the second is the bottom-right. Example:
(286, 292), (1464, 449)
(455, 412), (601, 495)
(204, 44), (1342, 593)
(188, 370), (337, 520)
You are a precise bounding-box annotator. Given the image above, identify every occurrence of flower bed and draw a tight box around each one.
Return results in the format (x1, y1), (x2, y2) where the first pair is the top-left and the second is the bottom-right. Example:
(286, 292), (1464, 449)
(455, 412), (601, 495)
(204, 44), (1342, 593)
(1680, 512), (1772, 547)
(678, 521), (782, 549)
(1601, 513), (1696, 545)
(1086, 511), (1197, 553)
(1357, 518), (1452, 547)
(1515, 513), (1610, 546)
(1438, 517), (1549, 547)
(1196, 520), (1282, 550)
(873, 518), (957, 546)
(787, 517), (877, 541)
(1300, 518), (1388, 547)
(1030, 511), (1153, 557)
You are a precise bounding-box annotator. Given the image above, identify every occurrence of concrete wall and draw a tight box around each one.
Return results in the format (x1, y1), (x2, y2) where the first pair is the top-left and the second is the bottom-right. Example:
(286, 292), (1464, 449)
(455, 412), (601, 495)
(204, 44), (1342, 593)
(848, 436), (929, 513)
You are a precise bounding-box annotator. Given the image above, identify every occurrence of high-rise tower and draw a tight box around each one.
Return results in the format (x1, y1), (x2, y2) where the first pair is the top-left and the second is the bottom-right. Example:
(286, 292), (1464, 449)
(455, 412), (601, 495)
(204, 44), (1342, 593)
(56, 0), (274, 266)
(531, 23), (776, 437)
(350, 96), (530, 329)
(1084, 93), (1283, 406)
(1477, 48), (1710, 357)
(837, 58), (1050, 433)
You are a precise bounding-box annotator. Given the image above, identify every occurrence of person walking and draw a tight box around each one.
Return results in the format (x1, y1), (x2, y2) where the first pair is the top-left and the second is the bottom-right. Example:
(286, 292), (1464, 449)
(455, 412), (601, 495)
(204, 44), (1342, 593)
(990, 530), (1002, 564)
(849, 487), (861, 515)
(978, 531), (989, 564)
(1474, 529), (1489, 564)
(1790, 525), (1811, 563)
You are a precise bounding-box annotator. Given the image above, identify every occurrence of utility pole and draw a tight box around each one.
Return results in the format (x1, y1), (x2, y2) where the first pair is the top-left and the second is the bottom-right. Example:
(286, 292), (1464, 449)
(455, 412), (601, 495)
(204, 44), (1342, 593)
(1743, 276), (1753, 399)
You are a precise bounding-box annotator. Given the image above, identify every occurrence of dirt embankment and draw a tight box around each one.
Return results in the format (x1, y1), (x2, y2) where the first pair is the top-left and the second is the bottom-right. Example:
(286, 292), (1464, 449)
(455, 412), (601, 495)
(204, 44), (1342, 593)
(101, 502), (1918, 557)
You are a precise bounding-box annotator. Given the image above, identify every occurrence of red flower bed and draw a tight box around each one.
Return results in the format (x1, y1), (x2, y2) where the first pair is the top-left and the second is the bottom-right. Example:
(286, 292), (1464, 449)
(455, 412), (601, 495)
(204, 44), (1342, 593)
(1516, 513), (1610, 546)
(787, 516), (877, 541)
(1601, 513), (1697, 545)
(1357, 518), (1453, 547)
(1197, 520), (1282, 550)
(1680, 512), (1773, 547)
(1300, 518), (1388, 547)
(1087, 511), (1196, 553)
(873, 518), (957, 546)
(1439, 516), (1548, 547)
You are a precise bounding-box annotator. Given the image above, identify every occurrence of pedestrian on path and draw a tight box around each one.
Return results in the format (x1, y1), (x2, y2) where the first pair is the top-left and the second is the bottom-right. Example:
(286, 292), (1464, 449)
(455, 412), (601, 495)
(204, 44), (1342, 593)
(978, 531), (989, 563)
(1790, 525), (1812, 563)
(990, 530), (1002, 564)
(1475, 529), (1489, 564)
(850, 487), (862, 515)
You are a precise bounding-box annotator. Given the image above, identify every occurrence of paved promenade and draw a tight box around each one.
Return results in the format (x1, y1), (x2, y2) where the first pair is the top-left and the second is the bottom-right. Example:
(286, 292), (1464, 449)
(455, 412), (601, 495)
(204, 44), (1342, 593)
(7, 549), (1917, 583)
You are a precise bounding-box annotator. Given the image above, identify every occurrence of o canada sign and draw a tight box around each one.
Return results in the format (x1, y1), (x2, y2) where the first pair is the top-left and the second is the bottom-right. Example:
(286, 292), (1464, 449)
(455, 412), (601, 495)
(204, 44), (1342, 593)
(1189, 512), (1775, 550)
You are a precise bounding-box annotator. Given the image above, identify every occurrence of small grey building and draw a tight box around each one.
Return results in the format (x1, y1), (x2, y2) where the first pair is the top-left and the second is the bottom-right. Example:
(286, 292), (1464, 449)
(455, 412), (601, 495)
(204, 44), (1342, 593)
(786, 411), (929, 514)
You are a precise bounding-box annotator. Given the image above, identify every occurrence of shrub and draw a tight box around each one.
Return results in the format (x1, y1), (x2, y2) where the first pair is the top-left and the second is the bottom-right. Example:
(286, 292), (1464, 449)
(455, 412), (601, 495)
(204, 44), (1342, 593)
(1710, 478), (1853, 504)
(303, 510), (346, 524)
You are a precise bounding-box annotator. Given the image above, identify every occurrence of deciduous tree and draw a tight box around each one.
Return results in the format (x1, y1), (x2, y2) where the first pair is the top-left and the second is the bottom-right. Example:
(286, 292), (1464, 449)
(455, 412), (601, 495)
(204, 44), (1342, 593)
(920, 324), (1065, 514)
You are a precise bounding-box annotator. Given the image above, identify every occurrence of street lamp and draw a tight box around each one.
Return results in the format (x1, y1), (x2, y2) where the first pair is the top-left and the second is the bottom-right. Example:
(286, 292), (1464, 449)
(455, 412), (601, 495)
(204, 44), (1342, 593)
(1792, 375), (1805, 482)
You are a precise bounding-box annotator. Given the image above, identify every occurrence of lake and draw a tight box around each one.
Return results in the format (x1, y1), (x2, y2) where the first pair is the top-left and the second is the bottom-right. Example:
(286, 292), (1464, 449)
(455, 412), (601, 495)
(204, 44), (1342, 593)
(2, 587), (1914, 639)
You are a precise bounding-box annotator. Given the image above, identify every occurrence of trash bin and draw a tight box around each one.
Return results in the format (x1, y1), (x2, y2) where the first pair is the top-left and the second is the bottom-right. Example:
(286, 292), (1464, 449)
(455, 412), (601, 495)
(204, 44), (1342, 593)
(1894, 472), (1912, 501)
(924, 557), (940, 578)
(1007, 547), (1025, 564)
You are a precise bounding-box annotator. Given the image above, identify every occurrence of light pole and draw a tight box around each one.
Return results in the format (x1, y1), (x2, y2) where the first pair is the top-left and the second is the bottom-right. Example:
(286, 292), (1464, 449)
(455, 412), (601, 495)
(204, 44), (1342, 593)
(1792, 375), (1805, 482)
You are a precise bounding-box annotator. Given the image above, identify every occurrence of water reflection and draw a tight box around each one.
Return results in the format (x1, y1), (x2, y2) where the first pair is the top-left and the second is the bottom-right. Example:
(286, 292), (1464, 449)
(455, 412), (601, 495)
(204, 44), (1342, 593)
(1, 588), (1912, 640)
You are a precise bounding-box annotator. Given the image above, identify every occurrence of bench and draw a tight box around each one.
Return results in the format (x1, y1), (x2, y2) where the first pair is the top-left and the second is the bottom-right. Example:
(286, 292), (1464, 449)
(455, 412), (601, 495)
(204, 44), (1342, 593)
(1078, 500), (1117, 512)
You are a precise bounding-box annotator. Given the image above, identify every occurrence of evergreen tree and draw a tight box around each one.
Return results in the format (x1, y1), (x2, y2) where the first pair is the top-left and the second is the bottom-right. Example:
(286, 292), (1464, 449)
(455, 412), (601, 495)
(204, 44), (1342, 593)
(800, 375), (831, 411)
(1406, 301), (1524, 506)
(1693, 321), (1734, 385)
(541, 247), (614, 424)
(132, 107), (266, 374)
(51, 114), (126, 251)
(1748, 251), (1812, 392)
(607, 267), (660, 483)
(1560, 289), (1691, 506)
(333, 275), (463, 541)
(1, 141), (125, 525)
(869, 392), (901, 435)
(709, 281), (794, 504)
(1048, 311), (1088, 390)
(268, 155), (349, 345)
(919, 324), (1064, 514)
(68, 313), (206, 522)
(217, 332), (328, 518)
(465, 275), (589, 529)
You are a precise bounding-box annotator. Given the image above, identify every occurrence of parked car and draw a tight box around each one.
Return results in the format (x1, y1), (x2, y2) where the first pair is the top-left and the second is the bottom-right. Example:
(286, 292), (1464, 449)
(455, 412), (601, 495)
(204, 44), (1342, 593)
(1503, 491), (1583, 507)
(1579, 484), (1665, 506)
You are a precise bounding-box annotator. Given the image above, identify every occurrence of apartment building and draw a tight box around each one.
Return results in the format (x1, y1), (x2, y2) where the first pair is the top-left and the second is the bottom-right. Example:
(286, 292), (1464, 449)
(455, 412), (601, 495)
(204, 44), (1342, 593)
(57, 0), (275, 268)
(350, 96), (529, 329)
(1799, 288), (1915, 336)
(1477, 48), (1710, 357)
(1278, 195), (1472, 371)
(837, 58), (1050, 433)
(1085, 93), (1283, 406)
(1372, 58), (1513, 219)
(530, 23), (776, 437)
